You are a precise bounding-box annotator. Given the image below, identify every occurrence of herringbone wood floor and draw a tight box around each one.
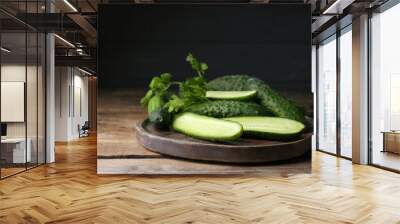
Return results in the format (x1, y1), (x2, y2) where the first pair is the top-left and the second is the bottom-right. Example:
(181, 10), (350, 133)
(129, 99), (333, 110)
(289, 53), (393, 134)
(1, 136), (400, 224)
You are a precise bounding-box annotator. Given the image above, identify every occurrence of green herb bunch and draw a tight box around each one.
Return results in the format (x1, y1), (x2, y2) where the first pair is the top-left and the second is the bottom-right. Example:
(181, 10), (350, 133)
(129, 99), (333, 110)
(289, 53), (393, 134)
(140, 53), (209, 126)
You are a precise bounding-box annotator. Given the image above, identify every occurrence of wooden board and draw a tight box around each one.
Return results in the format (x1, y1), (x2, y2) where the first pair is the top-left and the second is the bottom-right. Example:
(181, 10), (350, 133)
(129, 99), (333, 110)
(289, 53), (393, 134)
(136, 119), (311, 163)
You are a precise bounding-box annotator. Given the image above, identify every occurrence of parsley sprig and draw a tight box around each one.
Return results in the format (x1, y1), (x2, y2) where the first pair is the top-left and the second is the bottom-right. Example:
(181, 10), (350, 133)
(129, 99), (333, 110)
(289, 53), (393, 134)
(186, 53), (208, 77)
(140, 53), (209, 122)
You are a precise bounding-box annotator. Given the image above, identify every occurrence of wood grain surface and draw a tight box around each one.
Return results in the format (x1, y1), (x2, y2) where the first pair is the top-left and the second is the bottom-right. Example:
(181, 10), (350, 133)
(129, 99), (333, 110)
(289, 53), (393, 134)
(97, 89), (149, 157)
(137, 119), (311, 163)
(98, 89), (311, 174)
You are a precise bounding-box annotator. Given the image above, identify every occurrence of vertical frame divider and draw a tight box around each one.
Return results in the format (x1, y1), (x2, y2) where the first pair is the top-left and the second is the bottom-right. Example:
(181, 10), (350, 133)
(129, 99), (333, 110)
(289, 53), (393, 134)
(36, 0), (39, 168)
(315, 44), (320, 151)
(336, 29), (342, 157)
(44, 0), (48, 164)
(367, 11), (373, 165)
(24, 0), (28, 171)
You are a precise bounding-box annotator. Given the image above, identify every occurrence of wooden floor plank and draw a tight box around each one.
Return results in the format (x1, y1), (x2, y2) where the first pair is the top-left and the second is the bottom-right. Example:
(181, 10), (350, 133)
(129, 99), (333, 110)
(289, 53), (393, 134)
(0, 135), (400, 223)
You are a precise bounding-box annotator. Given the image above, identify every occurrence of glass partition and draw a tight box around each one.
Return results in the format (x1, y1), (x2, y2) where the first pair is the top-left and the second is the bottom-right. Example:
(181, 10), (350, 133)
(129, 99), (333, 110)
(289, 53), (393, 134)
(316, 25), (353, 159)
(0, 1), (46, 179)
(27, 30), (38, 169)
(370, 3), (400, 171)
(26, 0), (46, 169)
(339, 27), (352, 158)
(38, 32), (45, 165)
(317, 35), (337, 154)
(1, 30), (28, 177)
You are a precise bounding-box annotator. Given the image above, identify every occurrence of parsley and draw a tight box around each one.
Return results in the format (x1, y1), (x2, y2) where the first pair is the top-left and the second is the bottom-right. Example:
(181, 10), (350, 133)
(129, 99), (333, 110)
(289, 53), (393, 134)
(165, 94), (185, 113)
(140, 73), (173, 107)
(141, 53), (209, 125)
(186, 52), (208, 77)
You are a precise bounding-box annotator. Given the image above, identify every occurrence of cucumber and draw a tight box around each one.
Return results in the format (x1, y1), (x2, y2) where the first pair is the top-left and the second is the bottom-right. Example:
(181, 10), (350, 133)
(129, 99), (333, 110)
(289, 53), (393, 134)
(172, 112), (243, 141)
(149, 108), (171, 128)
(205, 90), (257, 101)
(186, 100), (270, 118)
(224, 116), (305, 140)
(147, 95), (164, 114)
(147, 95), (171, 127)
(207, 75), (306, 123)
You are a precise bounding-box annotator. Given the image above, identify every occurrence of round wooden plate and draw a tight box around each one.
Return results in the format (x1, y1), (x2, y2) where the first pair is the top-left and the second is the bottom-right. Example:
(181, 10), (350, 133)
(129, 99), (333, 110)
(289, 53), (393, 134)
(136, 119), (311, 163)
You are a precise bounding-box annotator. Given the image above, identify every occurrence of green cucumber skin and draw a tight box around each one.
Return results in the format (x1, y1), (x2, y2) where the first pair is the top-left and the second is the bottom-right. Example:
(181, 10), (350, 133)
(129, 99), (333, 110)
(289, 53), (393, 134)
(149, 108), (171, 128)
(147, 95), (164, 114)
(240, 130), (302, 141)
(206, 75), (305, 123)
(172, 113), (243, 142)
(185, 100), (271, 118)
(224, 116), (305, 141)
(205, 90), (257, 101)
(206, 75), (250, 91)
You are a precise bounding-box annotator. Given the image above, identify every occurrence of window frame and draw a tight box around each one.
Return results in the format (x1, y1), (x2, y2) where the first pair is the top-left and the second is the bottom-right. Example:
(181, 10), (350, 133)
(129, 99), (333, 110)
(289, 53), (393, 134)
(367, 0), (400, 173)
(315, 23), (353, 161)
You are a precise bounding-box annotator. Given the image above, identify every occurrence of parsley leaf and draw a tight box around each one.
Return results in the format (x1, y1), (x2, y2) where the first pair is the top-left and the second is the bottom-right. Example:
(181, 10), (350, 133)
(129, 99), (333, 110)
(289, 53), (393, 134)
(140, 73), (172, 107)
(141, 53), (209, 126)
(165, 94), (185, 113)
(186, 53), (208, 77)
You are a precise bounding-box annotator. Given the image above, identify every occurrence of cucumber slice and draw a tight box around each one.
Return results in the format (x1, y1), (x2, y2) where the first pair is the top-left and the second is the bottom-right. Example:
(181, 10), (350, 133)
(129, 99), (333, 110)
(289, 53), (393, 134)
(172, 112), (243, 141)
(224, 116), (305, 140)
(206, 90), (257, 100)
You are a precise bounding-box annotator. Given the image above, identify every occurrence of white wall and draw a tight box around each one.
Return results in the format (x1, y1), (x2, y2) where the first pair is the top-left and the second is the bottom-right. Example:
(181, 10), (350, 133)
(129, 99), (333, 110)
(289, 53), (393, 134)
(1, 63), (46, 164)
(55, 66), (70, 141)
(1, 65), (27, 140)
(55, 66), (89, 141)
(1, 65), (25, 165)
(1, 65), (41, 138)
(72, 72), (89, 138)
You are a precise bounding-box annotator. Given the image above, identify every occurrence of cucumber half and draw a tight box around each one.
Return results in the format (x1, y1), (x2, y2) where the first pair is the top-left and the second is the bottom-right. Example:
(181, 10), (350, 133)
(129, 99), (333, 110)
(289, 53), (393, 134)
(224, 116), (305, 141)
(205, 90), (257, 101)
(172, 112), (243, 141)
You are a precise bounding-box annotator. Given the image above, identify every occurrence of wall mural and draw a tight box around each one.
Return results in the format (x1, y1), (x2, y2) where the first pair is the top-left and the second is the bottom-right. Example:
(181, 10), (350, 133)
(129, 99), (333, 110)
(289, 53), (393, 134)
(97, 4), (312, 175)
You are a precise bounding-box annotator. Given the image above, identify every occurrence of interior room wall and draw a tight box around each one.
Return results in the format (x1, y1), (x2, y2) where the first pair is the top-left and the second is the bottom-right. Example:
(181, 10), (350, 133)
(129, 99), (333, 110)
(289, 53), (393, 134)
(55, 66), (89, 141)
(71, 71), (89, 138)
(55, 66), (70, 141)
(1, 64), (39, 139)
(1, 63), (44, 164)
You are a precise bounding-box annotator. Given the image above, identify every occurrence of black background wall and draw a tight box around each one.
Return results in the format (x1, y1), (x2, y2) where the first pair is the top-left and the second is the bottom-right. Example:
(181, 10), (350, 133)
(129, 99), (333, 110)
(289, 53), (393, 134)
(98, 4), (311, 92)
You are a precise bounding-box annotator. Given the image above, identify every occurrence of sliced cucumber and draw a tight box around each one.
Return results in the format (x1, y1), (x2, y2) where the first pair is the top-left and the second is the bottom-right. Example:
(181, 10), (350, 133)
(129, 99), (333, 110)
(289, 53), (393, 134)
(205, 90), (257, 101)
(224, 116), (305, 140)
(172, 112), (243, 141)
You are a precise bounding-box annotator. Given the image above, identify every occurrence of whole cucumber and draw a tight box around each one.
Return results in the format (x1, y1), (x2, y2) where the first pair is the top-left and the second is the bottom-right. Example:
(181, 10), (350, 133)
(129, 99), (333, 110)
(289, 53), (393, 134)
(149, 108), (171, 127)
(186, 100), (270, 118)
(147, 95), (164, 114)
(206, 75), (305, 123)
(147, 95), (171, 127)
